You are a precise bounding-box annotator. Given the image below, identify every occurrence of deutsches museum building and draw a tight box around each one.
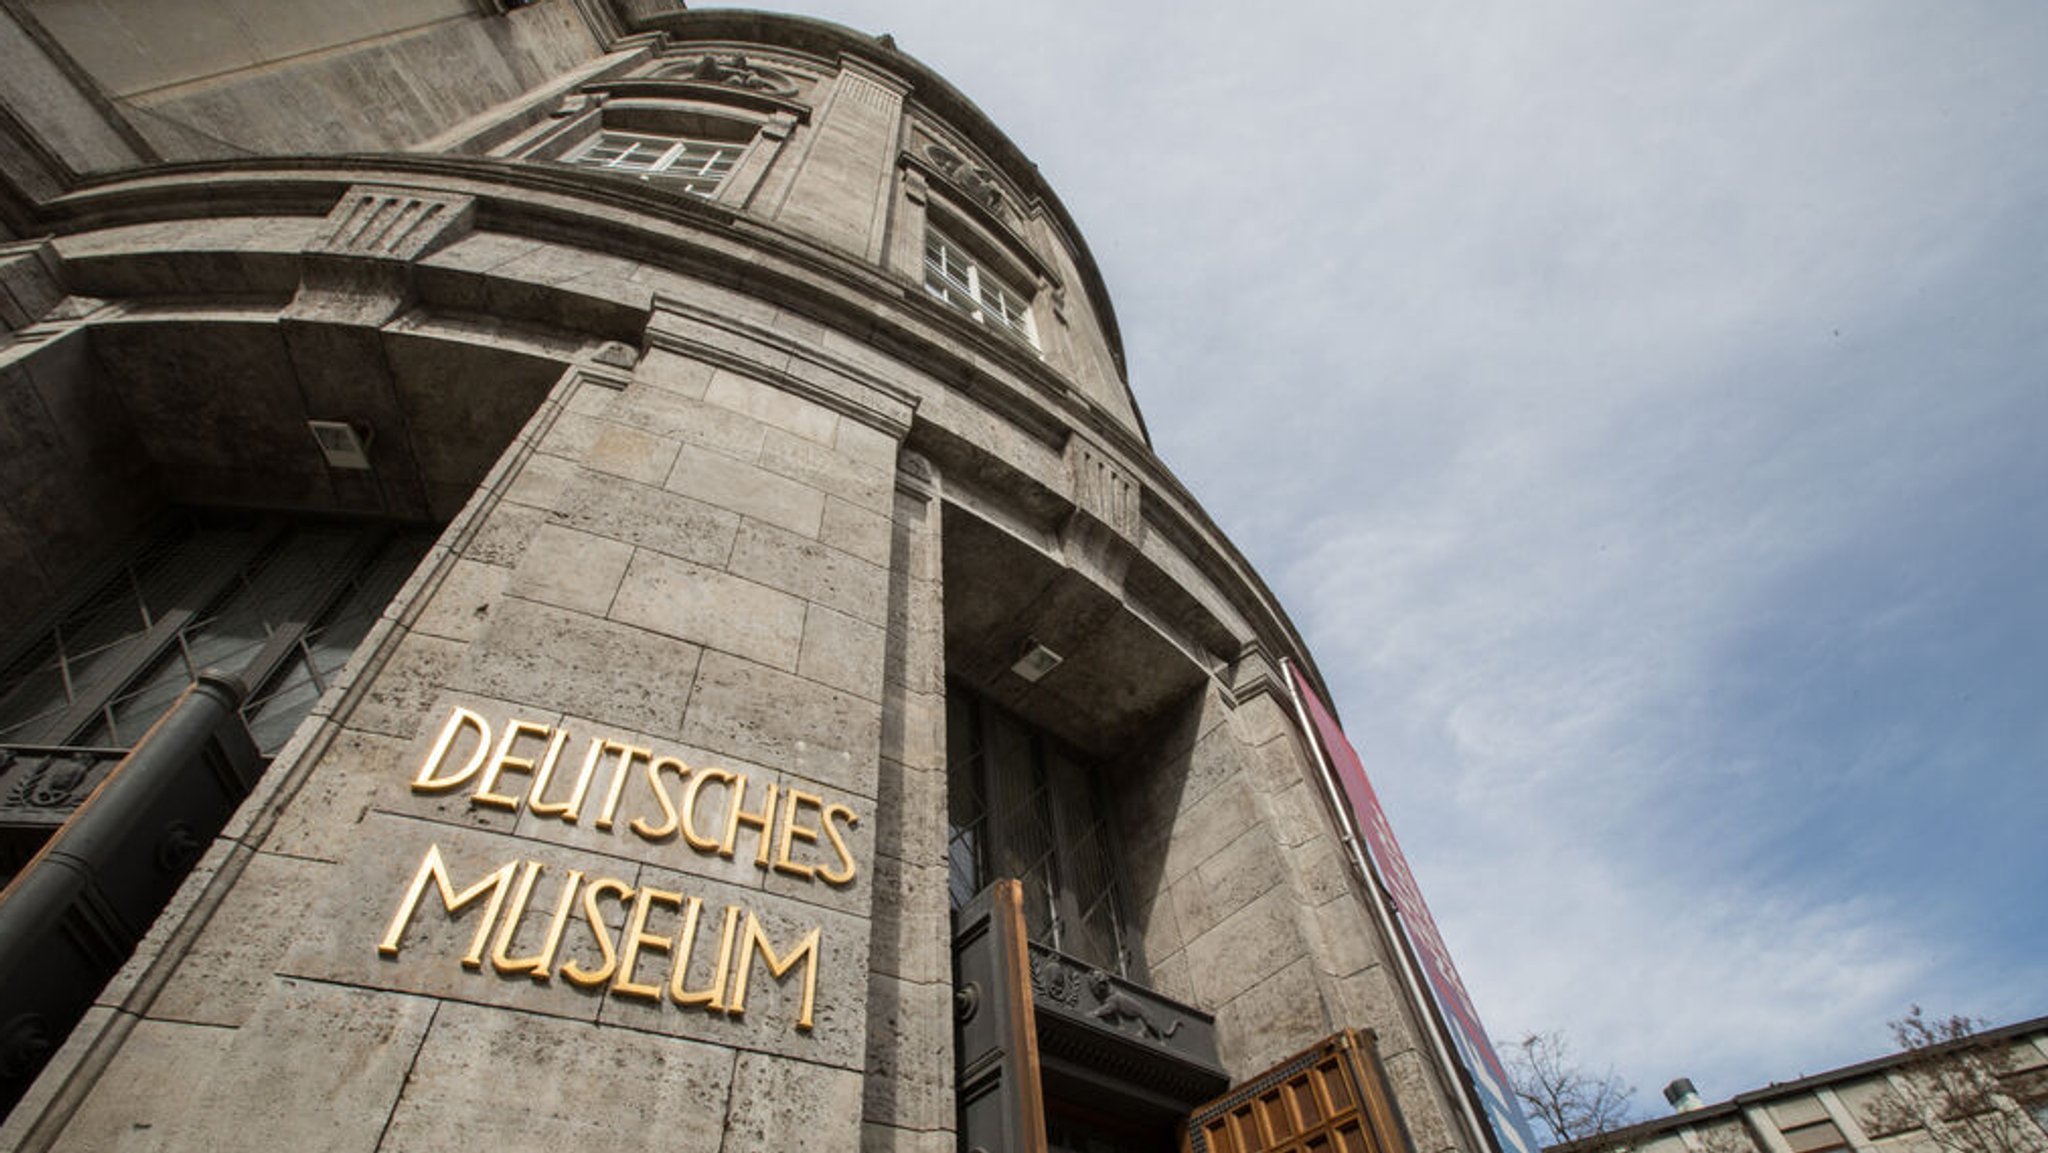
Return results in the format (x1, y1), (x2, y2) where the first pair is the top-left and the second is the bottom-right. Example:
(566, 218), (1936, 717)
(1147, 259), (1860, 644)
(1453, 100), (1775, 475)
(0, 4), (1541, 1152)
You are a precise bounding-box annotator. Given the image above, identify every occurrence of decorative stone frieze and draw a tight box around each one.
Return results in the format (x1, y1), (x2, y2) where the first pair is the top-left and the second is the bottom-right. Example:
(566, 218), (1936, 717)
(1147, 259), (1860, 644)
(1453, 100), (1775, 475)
(923, 142), (1007, 219)
(307, 186), (478, 264)
(1058, 432), (1144, 592)
(657, 53), (801, 97)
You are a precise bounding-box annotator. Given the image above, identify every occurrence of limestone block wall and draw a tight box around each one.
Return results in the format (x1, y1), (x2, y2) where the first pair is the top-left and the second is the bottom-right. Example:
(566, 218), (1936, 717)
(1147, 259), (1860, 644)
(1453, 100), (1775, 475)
(0, 9), (1503, 1152)
(3, 292), (937, 1149)
(1117, 681), (1468, 1153)
(0, 318), (156, 639)
(20, 0), (606, 160)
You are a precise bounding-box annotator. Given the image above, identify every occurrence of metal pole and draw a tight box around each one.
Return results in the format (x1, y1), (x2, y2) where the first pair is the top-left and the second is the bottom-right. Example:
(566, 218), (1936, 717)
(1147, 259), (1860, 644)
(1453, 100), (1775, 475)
(1281, 658), (1500, 1153)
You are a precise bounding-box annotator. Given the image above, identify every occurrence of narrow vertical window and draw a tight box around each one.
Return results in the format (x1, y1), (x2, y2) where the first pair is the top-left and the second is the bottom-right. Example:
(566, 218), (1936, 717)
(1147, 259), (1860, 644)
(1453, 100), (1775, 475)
(944, 683), (1141, 980)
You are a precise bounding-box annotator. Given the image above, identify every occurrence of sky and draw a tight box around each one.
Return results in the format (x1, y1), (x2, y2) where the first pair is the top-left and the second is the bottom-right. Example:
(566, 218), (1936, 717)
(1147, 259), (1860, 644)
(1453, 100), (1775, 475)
(716, 0), (2048, 1118)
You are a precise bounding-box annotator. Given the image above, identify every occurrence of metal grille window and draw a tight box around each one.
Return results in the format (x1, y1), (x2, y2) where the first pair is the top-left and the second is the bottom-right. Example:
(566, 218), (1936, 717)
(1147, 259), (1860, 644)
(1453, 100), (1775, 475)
(0, 512), (432, 759)
(946, 683), (1142, 980)
(924, 230), (1037, 348)
(564, 131), (744, 197)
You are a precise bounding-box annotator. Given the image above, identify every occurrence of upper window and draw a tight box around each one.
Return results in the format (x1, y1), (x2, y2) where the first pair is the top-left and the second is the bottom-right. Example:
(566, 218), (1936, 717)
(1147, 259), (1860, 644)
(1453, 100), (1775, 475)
(564, 131), (743, 198)
(924, 230), (1037, 349)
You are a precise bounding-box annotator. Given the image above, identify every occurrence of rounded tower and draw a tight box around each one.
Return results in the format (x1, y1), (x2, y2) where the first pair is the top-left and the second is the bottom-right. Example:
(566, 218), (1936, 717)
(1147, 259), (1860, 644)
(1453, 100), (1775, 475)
(0, 6), (1498, 1152)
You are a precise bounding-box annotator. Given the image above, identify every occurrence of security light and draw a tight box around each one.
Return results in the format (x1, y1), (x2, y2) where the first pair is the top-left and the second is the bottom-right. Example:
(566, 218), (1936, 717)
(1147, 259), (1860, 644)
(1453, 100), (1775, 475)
(1009, 640), (1062, 683)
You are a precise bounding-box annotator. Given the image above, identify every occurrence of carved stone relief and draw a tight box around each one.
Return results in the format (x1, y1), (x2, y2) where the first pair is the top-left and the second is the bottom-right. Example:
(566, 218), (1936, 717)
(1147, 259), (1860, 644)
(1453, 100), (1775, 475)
(924, 142), (1007, 218)
(659, 53), (800, 98)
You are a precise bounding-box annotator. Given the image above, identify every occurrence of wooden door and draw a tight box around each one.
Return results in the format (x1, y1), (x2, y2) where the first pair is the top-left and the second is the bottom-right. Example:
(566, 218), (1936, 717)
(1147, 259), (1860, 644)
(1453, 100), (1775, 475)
(1183, 1031), (1411, 1153)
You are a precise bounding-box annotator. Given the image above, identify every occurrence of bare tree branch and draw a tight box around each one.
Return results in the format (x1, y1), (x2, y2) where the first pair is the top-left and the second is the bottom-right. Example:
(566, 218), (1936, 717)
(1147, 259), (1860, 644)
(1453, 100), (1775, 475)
(1508, 1029), (1642, 1146)
(1861, 1006), (2048, 1153)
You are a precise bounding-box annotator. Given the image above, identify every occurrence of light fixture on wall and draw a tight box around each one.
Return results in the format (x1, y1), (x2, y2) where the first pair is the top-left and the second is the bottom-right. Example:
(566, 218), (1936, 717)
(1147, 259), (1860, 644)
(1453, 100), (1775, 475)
(307, 420), (374, 470)
(1009, 639), (1062, 683)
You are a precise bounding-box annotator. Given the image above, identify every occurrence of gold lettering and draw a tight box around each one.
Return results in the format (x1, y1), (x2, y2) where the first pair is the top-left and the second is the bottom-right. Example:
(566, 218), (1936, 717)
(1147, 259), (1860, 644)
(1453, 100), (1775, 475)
(817, 803), (860, 886)
(721, 774), (779, 868)
(531, 737), (608, 823)
(487, 860), (548, 976)
(594, 744), (651, 831)
(412, 707), (491, 792)
(519, 726), (572, 814)
(727, 913), (820, 1031)
(377, 843), (516, 969)
(559, 876), (632, 988)
(772, 789), (822, 880)
(474, 719), (550, 811)
(670, 901), (739, 1011)
(629, 757), (687, 841)
(522, 867), (585, 982)
(679, 767), (733, 853)
(612, 885), (681, 1001)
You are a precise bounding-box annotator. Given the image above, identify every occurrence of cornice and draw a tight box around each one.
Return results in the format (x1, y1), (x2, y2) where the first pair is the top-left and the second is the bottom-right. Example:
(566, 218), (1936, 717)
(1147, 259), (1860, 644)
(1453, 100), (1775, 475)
(30, 156), (1323, 691)
(620, 8), (1132, 397)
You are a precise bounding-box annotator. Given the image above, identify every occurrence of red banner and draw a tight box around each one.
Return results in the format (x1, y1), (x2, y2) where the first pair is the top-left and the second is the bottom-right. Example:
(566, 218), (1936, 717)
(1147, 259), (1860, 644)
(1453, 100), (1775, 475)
(1290, 666), (1538, 1153)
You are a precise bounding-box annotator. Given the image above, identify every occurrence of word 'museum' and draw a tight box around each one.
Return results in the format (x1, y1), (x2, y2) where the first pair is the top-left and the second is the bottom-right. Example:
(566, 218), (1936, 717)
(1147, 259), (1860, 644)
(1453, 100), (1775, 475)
(378, 707), (862, 1033)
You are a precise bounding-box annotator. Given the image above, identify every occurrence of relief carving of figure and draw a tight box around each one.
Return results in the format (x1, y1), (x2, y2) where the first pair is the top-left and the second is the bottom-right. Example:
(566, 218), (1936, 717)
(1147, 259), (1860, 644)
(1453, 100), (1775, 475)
(1087, 970), (1182, 1041)
(923, 143), (1007, 216)
(687, 53), (788, 94)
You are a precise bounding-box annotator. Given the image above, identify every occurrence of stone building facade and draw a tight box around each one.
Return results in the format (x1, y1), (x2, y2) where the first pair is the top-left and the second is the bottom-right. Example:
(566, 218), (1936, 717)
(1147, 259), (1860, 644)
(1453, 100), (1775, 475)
(0, 3), (1495, 1150)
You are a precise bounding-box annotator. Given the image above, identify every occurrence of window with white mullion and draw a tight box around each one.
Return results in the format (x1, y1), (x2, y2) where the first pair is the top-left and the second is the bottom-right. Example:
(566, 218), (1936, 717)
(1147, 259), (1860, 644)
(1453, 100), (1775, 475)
(566, 131), (744, 198)
(923, 231), (1037, 348)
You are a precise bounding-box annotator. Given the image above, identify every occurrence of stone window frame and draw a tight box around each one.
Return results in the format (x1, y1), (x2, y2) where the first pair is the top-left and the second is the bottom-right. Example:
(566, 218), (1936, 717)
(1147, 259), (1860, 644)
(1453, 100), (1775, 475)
(518, 93), (800, 211)
(889, 133), (1068, 367)
(903, 190), (1052, 356)
(560, 129), (745, 198)
(923, 224), (1038, 349)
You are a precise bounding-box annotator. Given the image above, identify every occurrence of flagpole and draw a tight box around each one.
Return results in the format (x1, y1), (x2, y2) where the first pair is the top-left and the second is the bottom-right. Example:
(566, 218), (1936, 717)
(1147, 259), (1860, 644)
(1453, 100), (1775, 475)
(1281, 658), (1502, 1153)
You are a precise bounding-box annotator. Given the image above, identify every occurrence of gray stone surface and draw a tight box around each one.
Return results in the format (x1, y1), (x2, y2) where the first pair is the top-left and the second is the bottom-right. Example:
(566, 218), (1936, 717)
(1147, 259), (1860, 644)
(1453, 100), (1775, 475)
(758, 426), (894, 515)
(346, 631), (471, 741)
(509, 521), (635, 616)
(681, 650), (882, 799)
(820, 494), (894, 567)
(378, 1000), (731, 1153)
(704, 368), (841, 445)
(44, 1016), (234, 1153)
(666, 443), (827, 538)
(605, 377), (772, 462)
(1168, 824), (1291, 945)
(409, 557), (512, 644)
(146, 850), (332, 1029)
(725, 1050), (866, 1152)
(611, 547), (808, 670)
(1182, 885), (1309, 1009)
(550, 468), (741, 568)
(1211, 955), (1335, 1079)
(728, 518), (889, 628)
(797, 603), (888, 700)
(103, 980), (435, 1153)
(455, 594), (702, 737)
(584, 418), (681, 486)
